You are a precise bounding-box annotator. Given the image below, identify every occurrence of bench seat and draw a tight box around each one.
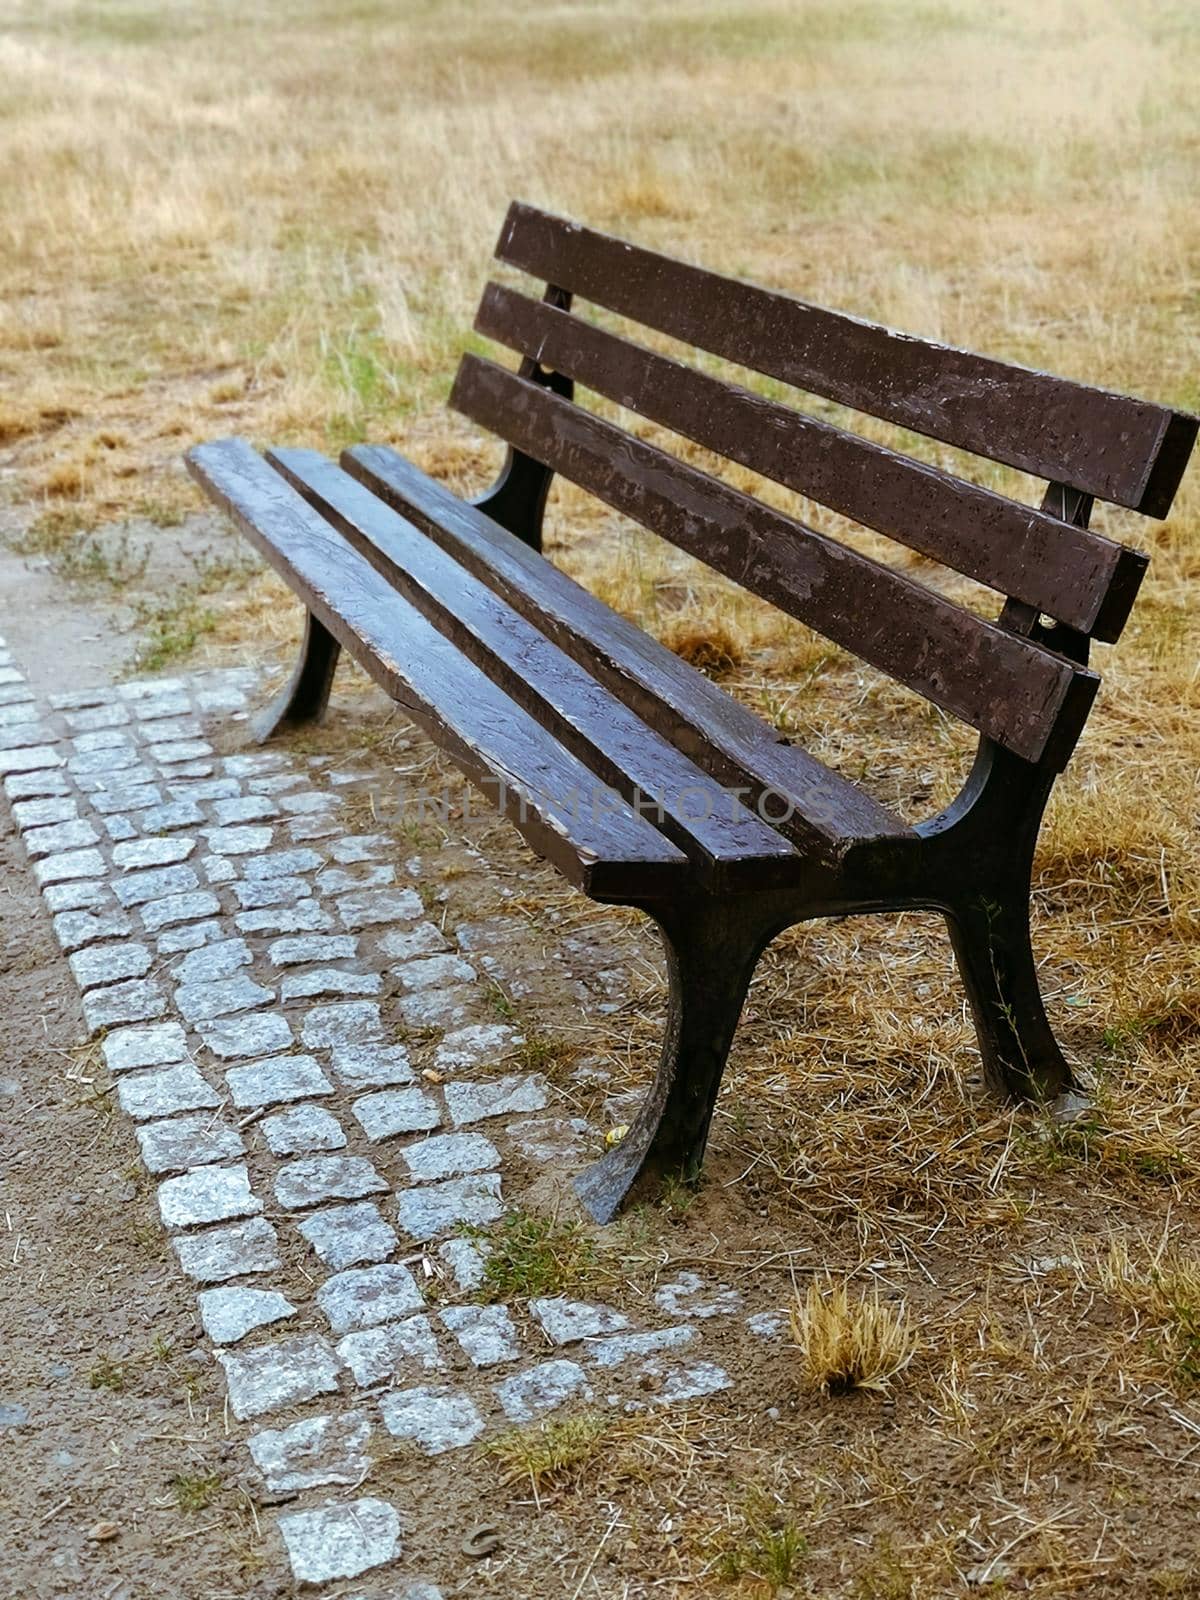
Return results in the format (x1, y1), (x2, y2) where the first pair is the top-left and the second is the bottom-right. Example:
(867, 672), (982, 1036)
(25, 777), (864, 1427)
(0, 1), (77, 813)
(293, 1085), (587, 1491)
(190, 437), (911, 904)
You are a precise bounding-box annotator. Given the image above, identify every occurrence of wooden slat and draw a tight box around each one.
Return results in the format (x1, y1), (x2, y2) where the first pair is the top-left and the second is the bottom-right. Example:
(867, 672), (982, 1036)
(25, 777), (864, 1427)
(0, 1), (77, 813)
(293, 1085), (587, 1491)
(342, 443), (911, 862)
(449, 355), (1099, 766)
(476, 282), (1148, 642)
(184, 438), (689, 900)
(496, 201), (1198, 518)
(265, 447), (801, 893)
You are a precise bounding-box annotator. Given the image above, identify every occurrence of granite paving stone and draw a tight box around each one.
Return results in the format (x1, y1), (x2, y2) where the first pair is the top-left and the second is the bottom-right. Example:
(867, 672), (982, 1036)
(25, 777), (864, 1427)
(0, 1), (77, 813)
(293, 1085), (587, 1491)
(336, 888), (423, 930)
(11, 795), (77, 829)
(112, 836), (195, 870)
(273, 1154), (388, 1211)
(351, 1087), (440, 1141)
(331, 1043), (415, 1090)
(43, 879), (109, 913)
(315, 864), (394, 896)
(139, 716), (202, 745)
(113, 864), (199, 907)
(225, 1054), (332, 1109)
(203, 824), (274, 855)
(432, 1023), (523, 1072)
(444, 1075), (548, 1127)
(0, 721), (50, 752)
(6, 769), (70, 801)
(277, 1498), (401, 1587)
(140, 890), (222, 931)
(437, 1238), (488, 1293)
(508, 1116), (590, 1163)
(377, 1387), (484, 1456)
(116, 1063), (221, 1121)
(173, 936), (251, 985)
(394, 1174), (503, 1240)
(300, 1001), (384, 1051)
(157, 919), (223, 954)
(173, 1216), (281, 1283)
(401, 1133), (499, 1183)
(231, 875), (309, 910)
(530, 1298), (631, 1345)
(279, 789), (339, 816)
(249, 1411), (372, 1494)
(53, 907), (135, 954)
(654, 1271), (744, 1320)
(175, 973), (275, 1025)
(392, 954), (477, 992)
(329, 834), (388, 863)
(337, 1316), (443, 1387)
(377, 923), (449, 962)
(101, 1020), (189, 1074)
(200, 853), (237, 883)
(584, 1326), (697, 1368)
(22, 817), (99, 859)
(136, 1113), (245, 1174)
(261, 1103), (346, 1156)
(67, 744), (139, 777)
(495, 1359), (593, 1422)
(35, 847), (107, 886)
(89, 782), (162, 815)
(316, 1264), (424, 1335)
(72, 727), (131, 754)
(197, 1289), (296, 1354)
(157, 1163), (261, 1229)
(643, 1360), (732, 1405)
(167, 777), (239, 802)
(397, 985), (480, 1030)
(104, 815), (137, 842)
(439, 1304), (521, 1368)
(68, 940), (153, 991)
(198, 1011), (294, 1059)
(243, 848), (325, 880)
(152, 738), (214, 764)
(63, 702), (131, 732)
(0, 744), (64, 777)
(215, 1333), (340, 1420)
(298, 1201), (398, 1270)
(212, 793), (278, 825)
(83, 977), (166, 1032)
(141, 798), (204, 832)
(280, 967), (382, 1003)
(267, 933), (357, 967)
(234, 900), (335, 936)
(225, 751), (289, 777)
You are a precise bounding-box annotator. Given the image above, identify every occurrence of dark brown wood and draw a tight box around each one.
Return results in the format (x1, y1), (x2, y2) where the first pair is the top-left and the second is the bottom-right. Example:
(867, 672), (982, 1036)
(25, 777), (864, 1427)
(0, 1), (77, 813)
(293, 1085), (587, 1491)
(495, 201), (1198, 516)
(185, 438), (689, 900)
(451, 354), (1099, 766)
(265, 446), (802, 893)
(342, 442), (911, 865)
(475, 282), (1148, 642)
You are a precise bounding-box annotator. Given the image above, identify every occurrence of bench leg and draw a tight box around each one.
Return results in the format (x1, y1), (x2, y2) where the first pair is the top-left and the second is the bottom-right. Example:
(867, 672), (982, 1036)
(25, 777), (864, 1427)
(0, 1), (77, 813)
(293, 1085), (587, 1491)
(573, 900), (772, 1224)
(945, 893), (1074, 1102)
(251, 612), (341, 744)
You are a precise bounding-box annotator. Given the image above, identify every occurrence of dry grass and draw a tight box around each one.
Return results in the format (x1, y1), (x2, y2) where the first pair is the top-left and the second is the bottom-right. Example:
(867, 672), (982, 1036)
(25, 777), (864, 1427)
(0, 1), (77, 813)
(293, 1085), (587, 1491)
(3, 1), (1200, 1595)
(790, 1275), (919, 1395)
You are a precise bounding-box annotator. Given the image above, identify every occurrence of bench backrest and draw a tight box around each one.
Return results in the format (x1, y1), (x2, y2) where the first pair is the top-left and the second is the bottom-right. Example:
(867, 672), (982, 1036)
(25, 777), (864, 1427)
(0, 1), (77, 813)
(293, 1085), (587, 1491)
(451, 202), (1197, 770)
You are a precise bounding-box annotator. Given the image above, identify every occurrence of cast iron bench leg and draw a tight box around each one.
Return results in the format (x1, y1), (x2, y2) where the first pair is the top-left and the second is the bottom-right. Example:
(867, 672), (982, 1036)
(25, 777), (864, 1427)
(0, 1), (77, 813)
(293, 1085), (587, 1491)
(251, 611), (341, 744)
(574, 896), (776, 1224)
(945, 893), (1074, 1102)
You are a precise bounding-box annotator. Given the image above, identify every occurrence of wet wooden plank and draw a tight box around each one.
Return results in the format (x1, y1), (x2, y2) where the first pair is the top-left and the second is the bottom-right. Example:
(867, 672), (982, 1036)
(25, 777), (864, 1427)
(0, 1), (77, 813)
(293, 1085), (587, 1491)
(343, 442), (913, 863)
(265, 447), (802, 893)
(185, 438), (689, 900)
(495, 202), (1198, 517)
(476, 282), (1148, 642)
(449, 355), (1099, 766)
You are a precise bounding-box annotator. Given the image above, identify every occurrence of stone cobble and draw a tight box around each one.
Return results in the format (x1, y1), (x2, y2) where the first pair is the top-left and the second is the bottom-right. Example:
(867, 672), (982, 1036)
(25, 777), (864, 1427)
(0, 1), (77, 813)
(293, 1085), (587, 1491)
(0, 647), (749, 1594)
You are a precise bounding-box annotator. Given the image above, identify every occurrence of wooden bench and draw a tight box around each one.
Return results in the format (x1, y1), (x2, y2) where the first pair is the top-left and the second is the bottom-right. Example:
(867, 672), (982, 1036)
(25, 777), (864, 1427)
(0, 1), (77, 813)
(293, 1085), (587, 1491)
(187, 201), (1197, 1223)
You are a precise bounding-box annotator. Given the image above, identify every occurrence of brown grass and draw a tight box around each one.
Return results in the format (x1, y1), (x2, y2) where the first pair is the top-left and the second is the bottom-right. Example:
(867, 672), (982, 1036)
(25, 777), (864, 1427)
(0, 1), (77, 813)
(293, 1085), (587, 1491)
(790, 1275), (919, 1394)
(2, 1), (1200, 1595)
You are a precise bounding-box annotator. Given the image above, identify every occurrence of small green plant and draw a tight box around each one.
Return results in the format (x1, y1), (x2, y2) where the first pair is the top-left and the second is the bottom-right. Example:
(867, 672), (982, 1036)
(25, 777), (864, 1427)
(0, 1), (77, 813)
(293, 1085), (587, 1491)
(132, 590), (217, 672)
(482, 1414), (609, 1496)
(487, 982), (515, 1020)
(718, 1517), (808, 1591)
(89, 1353), (126, 1392)
(475, 1209), (601, 1302)
(171, 1470), (223, 1512)
(512, 1030), (578, 1080)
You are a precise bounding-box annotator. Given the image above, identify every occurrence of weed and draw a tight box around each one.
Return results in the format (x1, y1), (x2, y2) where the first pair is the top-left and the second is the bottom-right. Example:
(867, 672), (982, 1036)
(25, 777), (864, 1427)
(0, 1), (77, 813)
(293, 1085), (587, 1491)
(790, 1275), (918, 1395)
(512, 1031), (578, 1081)
(89, 1354), (126, 1392)
(717, 1517), (809, 1591)
(482, 1414), (609, 1496)
(474, 1209), (601, 1302)
(171, 1470), (223, 1512)
(132, 590), (217, 672)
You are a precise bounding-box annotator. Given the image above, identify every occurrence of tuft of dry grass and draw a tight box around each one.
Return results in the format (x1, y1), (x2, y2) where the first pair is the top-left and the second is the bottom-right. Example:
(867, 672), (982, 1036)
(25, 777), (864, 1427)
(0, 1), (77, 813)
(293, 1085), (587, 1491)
(482, 1414), (610, 1498)
(790, 1274), (919, 1395)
